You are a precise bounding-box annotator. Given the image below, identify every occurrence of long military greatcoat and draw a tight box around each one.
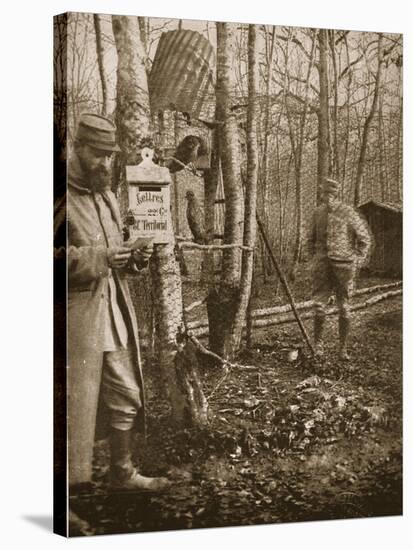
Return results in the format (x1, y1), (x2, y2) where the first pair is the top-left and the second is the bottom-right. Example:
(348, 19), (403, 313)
(62, 157), (145, 486)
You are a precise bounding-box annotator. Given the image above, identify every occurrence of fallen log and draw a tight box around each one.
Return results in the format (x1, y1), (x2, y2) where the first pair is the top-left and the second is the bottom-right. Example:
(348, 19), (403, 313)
(251, 280), (402, 318)
(251, 299), (313, 318)
(353, 280), (402, 296)
(187, 281), (402, 327)
(253, 288), (402, 328)
(187, 288), (402, 337)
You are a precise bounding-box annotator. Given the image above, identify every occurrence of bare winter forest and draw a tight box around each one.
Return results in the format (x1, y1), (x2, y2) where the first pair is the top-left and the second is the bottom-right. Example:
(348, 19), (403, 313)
(54, 13), (402, 536)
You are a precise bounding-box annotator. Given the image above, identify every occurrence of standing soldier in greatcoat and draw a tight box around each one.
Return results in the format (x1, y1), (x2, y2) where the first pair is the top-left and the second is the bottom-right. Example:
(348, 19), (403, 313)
(55, 113), (170, 534)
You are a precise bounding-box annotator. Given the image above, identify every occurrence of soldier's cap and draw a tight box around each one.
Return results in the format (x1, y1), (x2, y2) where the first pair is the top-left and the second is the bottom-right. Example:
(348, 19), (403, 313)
(75, 113), (121, 153)
(324, 177), (340, 194)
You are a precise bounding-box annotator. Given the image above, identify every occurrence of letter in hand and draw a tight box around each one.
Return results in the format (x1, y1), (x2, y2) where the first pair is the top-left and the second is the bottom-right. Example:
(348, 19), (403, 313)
(107, 246), (132, 269)
(125, 236), (155, 263)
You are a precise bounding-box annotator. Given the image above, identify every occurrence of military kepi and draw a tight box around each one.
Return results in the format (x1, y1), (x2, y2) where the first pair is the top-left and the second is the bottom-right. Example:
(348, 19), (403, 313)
(76, 113), (121, 152)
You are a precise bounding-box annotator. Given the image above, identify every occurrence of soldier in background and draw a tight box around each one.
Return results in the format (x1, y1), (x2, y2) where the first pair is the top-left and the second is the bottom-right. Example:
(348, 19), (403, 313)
(310, 178), (372, 360)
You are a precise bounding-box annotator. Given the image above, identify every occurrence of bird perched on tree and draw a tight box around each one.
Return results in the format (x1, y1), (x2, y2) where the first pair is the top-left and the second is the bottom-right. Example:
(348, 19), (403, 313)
(168, 135), (208, 174)
(185, 190), (207, 244)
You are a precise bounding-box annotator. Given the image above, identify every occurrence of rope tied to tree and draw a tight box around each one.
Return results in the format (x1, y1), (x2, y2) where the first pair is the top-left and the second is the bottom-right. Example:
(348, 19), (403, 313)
(176, 239), (254, 252)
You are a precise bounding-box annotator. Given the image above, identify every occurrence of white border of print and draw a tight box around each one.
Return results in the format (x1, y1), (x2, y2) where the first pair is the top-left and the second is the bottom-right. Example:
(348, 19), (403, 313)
(0, 1), (410, 549)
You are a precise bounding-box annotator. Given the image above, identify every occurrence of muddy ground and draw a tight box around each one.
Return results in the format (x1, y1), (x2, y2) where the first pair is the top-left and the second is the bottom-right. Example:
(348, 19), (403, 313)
(70, 289), (402, 536)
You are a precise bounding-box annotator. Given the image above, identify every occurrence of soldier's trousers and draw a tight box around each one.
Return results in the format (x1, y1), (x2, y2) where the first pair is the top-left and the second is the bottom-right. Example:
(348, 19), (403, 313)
(312, 256), (355, 317)
(101, 348), (142, 431)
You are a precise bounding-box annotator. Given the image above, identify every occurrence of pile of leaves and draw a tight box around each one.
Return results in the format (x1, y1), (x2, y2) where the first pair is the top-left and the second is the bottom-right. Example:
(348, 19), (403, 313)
(249, 374), (389, 454)
(148, 373), (390, 469)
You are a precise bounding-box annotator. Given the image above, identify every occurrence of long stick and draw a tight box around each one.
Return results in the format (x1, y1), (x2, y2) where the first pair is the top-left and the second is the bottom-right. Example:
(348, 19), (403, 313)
(256, 214), (315, 356)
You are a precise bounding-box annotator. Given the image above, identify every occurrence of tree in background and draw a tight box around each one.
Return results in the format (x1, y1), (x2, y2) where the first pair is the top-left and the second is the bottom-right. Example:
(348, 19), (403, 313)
(93, 14), (110, 116)
(317, 28), (330, 204)
(207, 22), (244, 360)
(231, 24), (259, 353)
(354, 33), (384, 205)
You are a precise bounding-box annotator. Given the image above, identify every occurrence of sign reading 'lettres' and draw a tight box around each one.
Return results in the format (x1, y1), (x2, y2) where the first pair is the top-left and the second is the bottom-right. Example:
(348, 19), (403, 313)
(126, 148), (173, 244)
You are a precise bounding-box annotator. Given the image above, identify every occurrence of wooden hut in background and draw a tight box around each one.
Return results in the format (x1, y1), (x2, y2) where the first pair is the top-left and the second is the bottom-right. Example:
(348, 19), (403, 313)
(359, 200), (402, 278)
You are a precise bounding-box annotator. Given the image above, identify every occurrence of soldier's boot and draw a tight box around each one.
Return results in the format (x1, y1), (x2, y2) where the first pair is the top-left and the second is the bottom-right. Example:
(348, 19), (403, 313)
(109, 428), (171, 492)
(313, 313), (326, 357)
(338, 315), (351, 361)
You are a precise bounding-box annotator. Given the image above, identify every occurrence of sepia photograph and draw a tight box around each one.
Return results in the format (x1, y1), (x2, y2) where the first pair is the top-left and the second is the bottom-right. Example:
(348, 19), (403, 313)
(53, 8), (403, 539)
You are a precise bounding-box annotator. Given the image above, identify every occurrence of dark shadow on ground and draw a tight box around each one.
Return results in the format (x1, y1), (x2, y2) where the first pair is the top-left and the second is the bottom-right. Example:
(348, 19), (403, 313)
(22, 515), (53, 532)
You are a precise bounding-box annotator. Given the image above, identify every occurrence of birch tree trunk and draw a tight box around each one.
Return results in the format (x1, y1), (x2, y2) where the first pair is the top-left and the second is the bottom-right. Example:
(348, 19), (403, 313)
(317, 29), (330, 204)
(230, 24), (259, 353)
(93, 14), (110, 116)
(257, 26), (276, 283)
(290, 31), (316, 279)
(112, 14), (151, 212)
(341, 33), (353, 188)
(354, 33), (383, 206)
(217, 23), (243, 283)
(329, 30), (340, 179)
(207, 22), (244, 360)
(137, 16), (151, 76)
(201, 128), (220, 284)
(261, 27), (276, 213)
(112, 15), (208, 426)
(378, 96), (386, 201)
